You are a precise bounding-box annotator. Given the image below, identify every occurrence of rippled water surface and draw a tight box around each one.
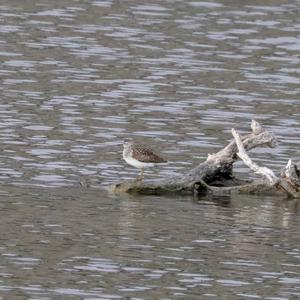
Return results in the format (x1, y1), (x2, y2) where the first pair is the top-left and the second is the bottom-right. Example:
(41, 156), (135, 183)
(0, 0), (300, 298)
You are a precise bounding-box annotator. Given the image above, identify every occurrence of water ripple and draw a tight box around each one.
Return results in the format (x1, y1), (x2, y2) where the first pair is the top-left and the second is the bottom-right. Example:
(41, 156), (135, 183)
(0, 1), (300, 297)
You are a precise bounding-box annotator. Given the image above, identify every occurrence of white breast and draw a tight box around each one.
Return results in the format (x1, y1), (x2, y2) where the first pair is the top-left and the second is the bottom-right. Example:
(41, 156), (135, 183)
(123, 154), (155, 169)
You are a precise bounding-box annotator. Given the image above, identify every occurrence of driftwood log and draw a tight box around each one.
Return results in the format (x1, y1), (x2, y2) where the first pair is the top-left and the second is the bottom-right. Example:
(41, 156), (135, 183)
(112, 120), (300, 199)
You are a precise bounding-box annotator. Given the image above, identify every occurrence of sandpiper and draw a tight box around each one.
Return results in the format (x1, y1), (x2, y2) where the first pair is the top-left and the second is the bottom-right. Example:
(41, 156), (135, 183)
(123, 140), (167, 181)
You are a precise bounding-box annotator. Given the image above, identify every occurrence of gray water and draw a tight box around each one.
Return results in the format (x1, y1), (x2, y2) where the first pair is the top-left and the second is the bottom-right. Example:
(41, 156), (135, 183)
(0, 0), (299, 299)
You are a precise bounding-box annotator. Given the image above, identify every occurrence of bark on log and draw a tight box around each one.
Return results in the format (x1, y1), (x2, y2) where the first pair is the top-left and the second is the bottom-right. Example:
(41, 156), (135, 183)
(112, 120), (299, 198)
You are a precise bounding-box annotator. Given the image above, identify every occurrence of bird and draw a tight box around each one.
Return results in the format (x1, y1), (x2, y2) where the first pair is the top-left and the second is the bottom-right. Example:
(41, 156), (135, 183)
(122, 140), (167, 181)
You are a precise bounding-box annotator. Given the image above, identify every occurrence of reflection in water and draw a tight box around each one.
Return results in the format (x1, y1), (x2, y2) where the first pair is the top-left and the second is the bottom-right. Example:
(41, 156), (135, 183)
(0, 0), (300, 298)
(0, 188), (298, 299)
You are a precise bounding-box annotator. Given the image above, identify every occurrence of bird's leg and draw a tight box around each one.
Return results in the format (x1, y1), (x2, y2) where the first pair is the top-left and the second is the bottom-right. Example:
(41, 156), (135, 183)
(136, 167), (144, 181)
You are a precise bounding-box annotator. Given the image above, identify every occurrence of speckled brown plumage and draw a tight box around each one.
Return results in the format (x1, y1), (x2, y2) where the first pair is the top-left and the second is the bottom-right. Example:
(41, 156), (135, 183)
(131, 145), (167, 163)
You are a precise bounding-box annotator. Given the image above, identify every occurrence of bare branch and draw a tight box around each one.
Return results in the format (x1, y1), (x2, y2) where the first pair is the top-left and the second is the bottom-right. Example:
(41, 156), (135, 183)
(231, 128), (279, 185)
(232, 128), (299, 198)
(281, 159), (300, 190)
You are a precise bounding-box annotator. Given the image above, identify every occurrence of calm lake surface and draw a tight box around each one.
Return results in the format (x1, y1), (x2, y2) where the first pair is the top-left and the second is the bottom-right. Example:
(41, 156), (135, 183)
(0, 0), (299, 299)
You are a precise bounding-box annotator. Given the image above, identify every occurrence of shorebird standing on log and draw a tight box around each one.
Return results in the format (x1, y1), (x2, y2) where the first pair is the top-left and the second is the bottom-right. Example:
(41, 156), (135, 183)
(122, 140), (167, 181)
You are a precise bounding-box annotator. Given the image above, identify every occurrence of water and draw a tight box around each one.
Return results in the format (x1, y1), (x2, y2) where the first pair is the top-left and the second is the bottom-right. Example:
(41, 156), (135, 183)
(0, 187), (299, 299)
(0, 0), (299, 298)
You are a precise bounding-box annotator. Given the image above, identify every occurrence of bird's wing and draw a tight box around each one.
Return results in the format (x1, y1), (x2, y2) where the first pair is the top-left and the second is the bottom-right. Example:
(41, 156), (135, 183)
(132, 146), (167, 163)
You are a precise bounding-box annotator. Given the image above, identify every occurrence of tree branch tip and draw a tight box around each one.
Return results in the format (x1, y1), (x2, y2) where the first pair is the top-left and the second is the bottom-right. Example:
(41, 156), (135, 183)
(231, 128), (242, 143)
(231, 128), (238, 136)
(251, 119), (264, 134)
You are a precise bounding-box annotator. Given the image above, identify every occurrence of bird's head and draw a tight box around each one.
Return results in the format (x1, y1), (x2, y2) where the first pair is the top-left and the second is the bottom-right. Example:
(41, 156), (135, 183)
(123, 139), (133, 150)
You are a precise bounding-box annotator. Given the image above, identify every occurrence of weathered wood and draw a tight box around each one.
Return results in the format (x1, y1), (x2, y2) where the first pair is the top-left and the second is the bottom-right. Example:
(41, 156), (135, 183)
(281, 160), (300, 191)
(232, 129), (300, 199)
(232, 128), (279, 185)
(112, 120), (283, 197)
